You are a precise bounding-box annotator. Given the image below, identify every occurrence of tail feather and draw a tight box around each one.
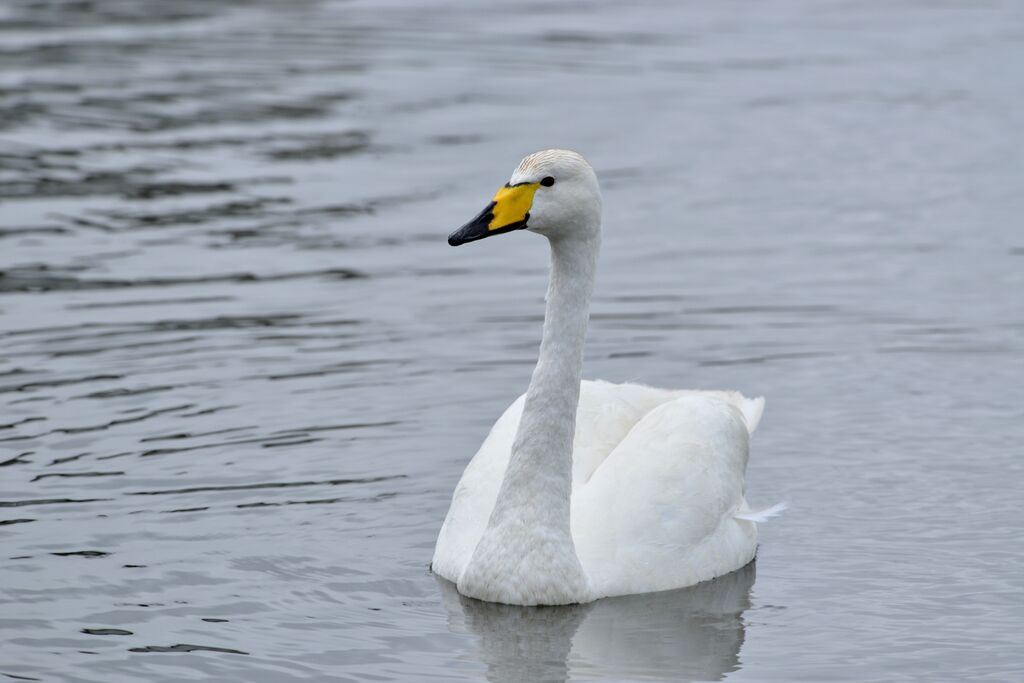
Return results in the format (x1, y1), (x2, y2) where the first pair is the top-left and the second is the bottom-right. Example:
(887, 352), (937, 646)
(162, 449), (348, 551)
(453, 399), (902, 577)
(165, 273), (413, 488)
(734, 502), (787, 523)
(739, 396), (765, 434)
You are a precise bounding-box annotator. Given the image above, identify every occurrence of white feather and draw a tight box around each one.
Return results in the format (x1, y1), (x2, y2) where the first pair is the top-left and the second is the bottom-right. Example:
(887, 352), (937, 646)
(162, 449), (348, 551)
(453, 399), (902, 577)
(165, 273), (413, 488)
(734, 502), (788, 523)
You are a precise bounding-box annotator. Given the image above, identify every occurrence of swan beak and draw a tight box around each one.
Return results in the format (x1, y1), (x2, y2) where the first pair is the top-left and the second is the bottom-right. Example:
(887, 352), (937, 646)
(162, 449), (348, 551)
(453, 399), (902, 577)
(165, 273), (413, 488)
(448, 182), (540, 246)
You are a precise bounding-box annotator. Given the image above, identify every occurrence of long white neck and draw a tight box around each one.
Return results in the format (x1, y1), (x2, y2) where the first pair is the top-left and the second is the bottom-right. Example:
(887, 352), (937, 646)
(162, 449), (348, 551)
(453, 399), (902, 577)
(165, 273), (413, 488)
(457, 229), (599, 605)
(492, 232), (599, 524)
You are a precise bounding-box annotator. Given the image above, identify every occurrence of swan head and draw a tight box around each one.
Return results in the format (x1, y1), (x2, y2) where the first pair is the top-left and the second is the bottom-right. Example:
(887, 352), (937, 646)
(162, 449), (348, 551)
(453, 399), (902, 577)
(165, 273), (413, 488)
(448, 149), (602, 247)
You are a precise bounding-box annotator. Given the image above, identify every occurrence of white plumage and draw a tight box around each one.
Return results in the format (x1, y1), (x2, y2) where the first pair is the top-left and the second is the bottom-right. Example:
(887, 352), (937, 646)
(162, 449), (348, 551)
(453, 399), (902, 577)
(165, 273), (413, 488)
(434, 149), (781, 605)
(433, 382), (766, 600)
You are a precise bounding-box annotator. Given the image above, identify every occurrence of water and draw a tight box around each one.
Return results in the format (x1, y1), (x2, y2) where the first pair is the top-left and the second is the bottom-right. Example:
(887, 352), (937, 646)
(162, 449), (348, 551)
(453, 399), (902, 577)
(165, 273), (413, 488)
(2, 0), (1023, 680)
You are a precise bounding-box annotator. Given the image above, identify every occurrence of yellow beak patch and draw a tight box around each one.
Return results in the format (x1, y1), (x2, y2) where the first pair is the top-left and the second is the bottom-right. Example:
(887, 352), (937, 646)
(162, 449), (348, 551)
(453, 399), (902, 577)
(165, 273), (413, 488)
(489, 182), (540, 231)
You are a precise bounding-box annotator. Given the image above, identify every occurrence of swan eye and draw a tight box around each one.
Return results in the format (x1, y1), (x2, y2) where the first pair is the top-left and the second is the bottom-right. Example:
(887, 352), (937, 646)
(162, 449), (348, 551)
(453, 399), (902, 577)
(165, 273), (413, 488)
(540, 176), (555, 187)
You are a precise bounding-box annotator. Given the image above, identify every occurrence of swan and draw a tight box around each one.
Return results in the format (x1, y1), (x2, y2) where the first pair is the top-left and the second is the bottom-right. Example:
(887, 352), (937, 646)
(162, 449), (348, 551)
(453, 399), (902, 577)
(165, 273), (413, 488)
(433, 149), (783, 606)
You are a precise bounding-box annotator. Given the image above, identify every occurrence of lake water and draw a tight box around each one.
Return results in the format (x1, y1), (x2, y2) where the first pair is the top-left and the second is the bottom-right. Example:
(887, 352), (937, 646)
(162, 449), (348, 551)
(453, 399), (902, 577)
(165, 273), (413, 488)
(2, 1), (1023, 681)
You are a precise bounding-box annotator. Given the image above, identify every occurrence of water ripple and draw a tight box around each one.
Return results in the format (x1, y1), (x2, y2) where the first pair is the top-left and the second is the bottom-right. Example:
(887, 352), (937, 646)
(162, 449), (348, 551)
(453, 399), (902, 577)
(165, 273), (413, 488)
(1, 0), (1022, 681)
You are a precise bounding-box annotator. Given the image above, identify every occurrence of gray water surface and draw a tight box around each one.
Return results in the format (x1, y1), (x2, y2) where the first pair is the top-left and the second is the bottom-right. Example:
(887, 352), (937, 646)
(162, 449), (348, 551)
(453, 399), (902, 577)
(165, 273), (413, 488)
(2, 1), (1023, 681)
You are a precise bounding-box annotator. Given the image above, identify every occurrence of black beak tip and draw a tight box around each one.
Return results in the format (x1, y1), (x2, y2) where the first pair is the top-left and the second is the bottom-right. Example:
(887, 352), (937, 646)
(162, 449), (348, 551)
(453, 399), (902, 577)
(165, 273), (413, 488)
(448, 202), (496, 247)
(448, 224), (483, 246)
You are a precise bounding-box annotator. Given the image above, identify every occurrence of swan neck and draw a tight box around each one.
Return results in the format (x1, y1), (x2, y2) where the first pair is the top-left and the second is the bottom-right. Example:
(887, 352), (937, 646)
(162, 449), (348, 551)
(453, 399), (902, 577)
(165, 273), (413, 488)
(522, 234), (598, 453)
(459, 229), (600, 604)
(495, 232), (599, 522)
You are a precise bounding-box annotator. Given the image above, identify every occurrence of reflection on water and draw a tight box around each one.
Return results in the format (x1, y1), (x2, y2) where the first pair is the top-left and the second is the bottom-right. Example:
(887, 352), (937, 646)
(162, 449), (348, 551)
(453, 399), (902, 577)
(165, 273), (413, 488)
(2, 0), (1023, 681)
(441, 561), (754, 683)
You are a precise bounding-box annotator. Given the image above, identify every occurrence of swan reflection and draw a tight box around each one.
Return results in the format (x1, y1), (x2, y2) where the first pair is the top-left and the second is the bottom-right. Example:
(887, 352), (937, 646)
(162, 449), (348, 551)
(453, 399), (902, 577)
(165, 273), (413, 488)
(439, 560), (755, 682)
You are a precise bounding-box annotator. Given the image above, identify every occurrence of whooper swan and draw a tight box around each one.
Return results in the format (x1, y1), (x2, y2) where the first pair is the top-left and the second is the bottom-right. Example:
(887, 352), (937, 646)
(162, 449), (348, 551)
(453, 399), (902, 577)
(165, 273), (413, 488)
(432, 149), (783, 606)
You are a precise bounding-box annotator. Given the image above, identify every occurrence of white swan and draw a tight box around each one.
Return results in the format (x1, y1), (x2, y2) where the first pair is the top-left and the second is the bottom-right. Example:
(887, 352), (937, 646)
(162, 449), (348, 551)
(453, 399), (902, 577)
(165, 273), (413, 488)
(433, 149), (782, 606)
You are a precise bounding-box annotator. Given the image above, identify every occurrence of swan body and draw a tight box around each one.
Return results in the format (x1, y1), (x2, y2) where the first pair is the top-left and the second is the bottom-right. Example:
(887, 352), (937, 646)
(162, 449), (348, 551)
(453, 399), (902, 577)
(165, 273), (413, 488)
(434, 149), (778, 605)
(433, 381), (765, 600)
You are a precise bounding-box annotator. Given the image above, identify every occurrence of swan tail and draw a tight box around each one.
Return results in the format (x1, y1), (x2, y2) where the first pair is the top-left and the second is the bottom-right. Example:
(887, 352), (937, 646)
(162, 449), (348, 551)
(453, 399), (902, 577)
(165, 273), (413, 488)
(738, 396), (765, 434)
(734, 502), (787, 523)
